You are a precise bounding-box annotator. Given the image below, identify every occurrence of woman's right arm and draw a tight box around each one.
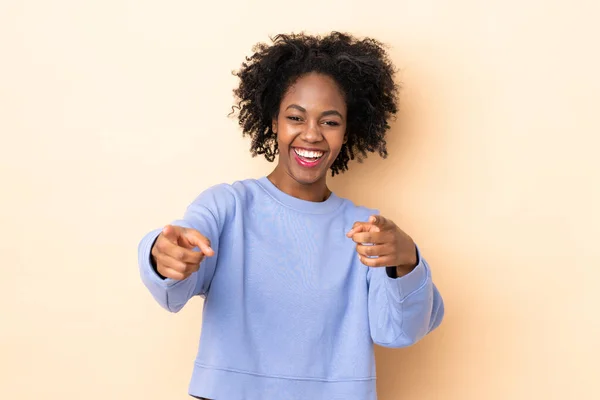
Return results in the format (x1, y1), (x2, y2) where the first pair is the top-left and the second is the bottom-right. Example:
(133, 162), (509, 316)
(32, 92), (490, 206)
(137, 184), (234, 313)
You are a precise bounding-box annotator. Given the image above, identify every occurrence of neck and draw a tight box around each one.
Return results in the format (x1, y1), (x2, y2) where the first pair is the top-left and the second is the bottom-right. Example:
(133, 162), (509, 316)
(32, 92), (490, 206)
(267, 168), (331, 202)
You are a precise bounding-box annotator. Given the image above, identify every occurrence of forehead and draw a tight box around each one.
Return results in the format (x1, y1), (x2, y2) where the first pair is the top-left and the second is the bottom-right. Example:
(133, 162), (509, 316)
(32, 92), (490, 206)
(281, 73), (347, 112)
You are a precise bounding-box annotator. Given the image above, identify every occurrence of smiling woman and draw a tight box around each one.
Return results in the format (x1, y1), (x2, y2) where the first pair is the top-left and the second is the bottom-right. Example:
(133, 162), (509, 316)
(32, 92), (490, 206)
(271, 73), (348, 195)
(234, 32), (398, 178)
(137, 32), (444, 400)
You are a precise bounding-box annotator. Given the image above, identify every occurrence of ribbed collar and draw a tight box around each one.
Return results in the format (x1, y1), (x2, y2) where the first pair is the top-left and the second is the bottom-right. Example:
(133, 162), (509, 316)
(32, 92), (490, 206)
(256, 176), (344, 214)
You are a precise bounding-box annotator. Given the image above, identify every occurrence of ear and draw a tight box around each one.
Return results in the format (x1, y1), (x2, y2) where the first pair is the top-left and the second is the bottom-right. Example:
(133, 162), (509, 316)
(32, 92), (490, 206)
(343, 133), (348, 144)
(272, 117), (278, 134)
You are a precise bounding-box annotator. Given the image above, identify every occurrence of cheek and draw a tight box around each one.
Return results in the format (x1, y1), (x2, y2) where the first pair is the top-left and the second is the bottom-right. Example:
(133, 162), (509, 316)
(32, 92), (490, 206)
(275, 128), (295, 157)
(326, 132), (346, 155)
(277, 129), (291, 144)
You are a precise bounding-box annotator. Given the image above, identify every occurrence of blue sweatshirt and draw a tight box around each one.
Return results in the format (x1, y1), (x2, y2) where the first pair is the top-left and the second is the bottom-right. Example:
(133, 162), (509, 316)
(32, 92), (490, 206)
(138, 177), (444, 400)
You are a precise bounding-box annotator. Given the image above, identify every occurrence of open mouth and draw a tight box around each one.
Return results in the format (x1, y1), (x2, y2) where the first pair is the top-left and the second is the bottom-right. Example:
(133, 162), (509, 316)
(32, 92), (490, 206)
(292, 148), (326, 168)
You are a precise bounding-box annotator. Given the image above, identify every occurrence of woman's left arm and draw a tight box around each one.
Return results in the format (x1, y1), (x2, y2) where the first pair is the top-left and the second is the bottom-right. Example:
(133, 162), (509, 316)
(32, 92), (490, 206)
(347, 215), (445, 348)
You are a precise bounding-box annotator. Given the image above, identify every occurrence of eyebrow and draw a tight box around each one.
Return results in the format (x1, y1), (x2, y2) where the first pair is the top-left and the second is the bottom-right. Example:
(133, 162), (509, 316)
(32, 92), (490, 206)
(285, 104), (344, 119)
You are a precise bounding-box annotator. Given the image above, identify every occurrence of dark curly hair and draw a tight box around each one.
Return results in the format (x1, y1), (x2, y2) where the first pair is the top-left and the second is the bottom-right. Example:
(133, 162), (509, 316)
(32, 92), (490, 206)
(232, 32), (399, 176)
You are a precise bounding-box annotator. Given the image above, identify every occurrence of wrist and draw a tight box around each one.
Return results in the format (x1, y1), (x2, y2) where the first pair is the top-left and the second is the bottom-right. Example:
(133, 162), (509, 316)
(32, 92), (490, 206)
(395, 244), (419, 277)
(396, 265), (414, 278)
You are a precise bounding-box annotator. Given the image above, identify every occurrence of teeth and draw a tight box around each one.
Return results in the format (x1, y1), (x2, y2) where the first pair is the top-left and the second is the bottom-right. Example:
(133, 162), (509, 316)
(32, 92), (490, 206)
(294, 148), (324, 159)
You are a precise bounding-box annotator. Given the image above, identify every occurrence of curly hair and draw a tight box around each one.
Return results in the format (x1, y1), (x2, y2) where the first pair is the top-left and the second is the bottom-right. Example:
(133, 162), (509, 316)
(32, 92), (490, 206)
(232, 32), (399, 176)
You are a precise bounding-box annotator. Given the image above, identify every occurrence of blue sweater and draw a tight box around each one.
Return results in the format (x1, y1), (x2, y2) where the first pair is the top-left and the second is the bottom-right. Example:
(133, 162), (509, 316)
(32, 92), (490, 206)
(138, 177), (444, 400)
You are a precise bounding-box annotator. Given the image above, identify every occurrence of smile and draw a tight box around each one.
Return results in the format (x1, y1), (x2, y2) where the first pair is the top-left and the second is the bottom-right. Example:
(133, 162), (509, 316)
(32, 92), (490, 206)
(292, 147), (326, 168)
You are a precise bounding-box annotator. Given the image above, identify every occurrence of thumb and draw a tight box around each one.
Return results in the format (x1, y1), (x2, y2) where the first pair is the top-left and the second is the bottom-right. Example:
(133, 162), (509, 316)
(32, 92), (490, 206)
(183, 229), (215, 257)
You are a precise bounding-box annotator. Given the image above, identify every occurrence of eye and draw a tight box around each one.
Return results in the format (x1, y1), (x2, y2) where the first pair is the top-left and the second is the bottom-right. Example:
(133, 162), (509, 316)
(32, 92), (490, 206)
(287, 116), (303, 122)
(323, 121), (340, 126)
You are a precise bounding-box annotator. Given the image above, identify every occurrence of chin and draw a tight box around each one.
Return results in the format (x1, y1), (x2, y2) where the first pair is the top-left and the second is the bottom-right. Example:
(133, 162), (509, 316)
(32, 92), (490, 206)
(288, 165), (329, 185)
(293, 175), (322, 185)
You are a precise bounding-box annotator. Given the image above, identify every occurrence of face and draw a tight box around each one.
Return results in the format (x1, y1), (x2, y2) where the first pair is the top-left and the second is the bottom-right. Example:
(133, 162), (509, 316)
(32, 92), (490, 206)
(272, 73), (347, 186)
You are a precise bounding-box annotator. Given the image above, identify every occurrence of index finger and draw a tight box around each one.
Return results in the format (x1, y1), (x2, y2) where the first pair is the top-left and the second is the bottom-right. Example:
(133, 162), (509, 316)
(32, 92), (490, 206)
(369, 215), (391, 228)
(157, 239), (206, 264)
(161, 224), (183, 244)
(346, 221), (373, 237)
(352, 231), (392, 245)
(183, 229), (215, 257)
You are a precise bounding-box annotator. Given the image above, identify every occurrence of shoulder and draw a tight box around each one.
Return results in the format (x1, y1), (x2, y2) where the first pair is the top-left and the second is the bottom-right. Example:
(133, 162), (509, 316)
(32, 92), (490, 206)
(189, 178), (262, 209)
(338, 195), (379, 222)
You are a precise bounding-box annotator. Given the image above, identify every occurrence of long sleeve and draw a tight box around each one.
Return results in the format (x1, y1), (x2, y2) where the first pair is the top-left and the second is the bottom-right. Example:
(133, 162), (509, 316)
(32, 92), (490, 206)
(137, 184), (235, 313)
(367, 246), (444, 347)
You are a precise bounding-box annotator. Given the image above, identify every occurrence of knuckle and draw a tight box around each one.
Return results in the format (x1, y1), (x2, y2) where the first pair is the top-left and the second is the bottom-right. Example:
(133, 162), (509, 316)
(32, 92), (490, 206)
(166, 259), (182, 272)
(171, 271), (184, 281)
(169, 271), (184, 280)
(158, 238), (170, 251)
(173, 249), (184, 260)
(176, 260), (187, 271)
(157, 265), (168, 276)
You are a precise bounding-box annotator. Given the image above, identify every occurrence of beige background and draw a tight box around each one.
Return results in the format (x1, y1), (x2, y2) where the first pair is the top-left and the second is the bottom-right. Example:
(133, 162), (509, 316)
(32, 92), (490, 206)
(1, 0), (599, 399)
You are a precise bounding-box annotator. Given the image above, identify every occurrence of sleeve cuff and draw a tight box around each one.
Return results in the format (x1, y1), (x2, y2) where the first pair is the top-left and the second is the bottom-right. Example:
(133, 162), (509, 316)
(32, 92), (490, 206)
(383, 246), (430, 302)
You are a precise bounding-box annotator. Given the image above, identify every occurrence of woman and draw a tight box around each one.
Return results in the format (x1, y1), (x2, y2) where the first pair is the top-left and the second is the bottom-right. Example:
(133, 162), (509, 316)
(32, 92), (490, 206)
(138, 32), (444, 400)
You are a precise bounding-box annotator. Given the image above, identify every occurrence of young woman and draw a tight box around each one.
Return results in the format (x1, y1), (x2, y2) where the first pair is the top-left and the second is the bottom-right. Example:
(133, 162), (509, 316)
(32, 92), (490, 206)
(138, 32), (444, 400)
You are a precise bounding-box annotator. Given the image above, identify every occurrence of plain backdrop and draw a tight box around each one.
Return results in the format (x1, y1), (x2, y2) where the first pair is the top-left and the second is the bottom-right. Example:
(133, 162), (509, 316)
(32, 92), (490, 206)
(1, 1), (599, 399)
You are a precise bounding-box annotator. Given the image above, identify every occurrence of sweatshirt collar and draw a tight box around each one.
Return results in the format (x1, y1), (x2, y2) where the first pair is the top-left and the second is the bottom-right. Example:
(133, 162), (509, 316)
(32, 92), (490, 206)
(257, 176), (344, 214)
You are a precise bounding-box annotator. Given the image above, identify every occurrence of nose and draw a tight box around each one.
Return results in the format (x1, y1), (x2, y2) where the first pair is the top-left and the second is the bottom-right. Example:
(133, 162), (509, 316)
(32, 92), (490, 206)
(300, 119), (323, 143)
